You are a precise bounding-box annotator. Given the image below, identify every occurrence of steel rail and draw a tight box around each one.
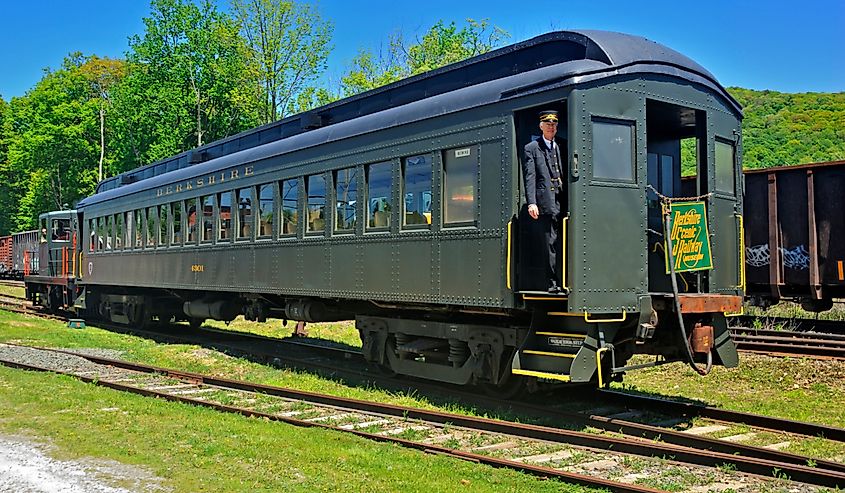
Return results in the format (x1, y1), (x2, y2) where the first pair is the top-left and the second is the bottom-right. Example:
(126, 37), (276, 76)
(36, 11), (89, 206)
(0, 355), (662, 493)
(3, 347), (843, 489)
(598, 389), (845, 442)
(5, 306), (844, 478)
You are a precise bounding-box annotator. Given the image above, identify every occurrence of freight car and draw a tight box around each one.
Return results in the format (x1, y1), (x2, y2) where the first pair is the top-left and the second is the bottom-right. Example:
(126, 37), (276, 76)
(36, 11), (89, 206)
(743, 160), (845, 312)
(0, 230), (39, 280)
(24, 30), (744, 391)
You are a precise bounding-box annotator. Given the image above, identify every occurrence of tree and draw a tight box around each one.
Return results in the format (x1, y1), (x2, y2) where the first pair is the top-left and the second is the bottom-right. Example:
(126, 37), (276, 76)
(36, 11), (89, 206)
(2, 55), (102, 230)
(340, 19), (509, 97)
(113, 0), (260, 167)
(231, 0), (333, 123)
(79, 56), (126, 181)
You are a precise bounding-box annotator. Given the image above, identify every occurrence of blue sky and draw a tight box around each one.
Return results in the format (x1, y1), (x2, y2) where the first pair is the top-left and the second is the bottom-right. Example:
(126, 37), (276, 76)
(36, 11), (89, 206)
(1, 0), (842, 100)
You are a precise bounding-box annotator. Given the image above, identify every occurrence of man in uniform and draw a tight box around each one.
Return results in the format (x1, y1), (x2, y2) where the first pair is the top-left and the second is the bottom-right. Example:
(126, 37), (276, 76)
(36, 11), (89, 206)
(522, 110), (566, 293)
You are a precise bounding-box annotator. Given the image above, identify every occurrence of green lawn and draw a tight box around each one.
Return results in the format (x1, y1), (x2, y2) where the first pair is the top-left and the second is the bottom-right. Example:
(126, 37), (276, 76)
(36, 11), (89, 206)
(0, 309), (601, 493)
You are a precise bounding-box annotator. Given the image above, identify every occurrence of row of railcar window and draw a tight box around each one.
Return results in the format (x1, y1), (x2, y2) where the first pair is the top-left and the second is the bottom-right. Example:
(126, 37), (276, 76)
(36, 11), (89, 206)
(88, 146), (480, 253)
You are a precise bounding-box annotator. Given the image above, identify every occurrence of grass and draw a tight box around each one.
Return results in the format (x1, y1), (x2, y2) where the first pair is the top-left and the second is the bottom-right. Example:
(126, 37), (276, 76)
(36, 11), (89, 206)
(744, 300), (845, 323)
(0, 284), (25, 299)
(2, 306), (844, 488)
(619, 353), (845, 460)
(0, 367), (596, 493)
(0, 310), (601, 493)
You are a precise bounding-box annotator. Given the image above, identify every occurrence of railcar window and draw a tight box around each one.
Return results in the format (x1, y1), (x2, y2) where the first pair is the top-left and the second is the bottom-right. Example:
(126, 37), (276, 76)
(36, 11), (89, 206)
(218, 191), (232, 241)
(135, 210), (144, 248)
(115, 213), (124, 250)
(89, 219), (96, 252)
(147, 207), (157, 248)
(172, 202), (183, 245)
(335, 168), (357, 233)
(307, 175), (326, 233)
(52, 218), (70, 242)
(443, 146), (477, 224)
(201, 196), (214, 242)
(281, 179), (298, 236)
(159, 206), (168, 247)
(125, 211), (133, 249)
(96, 217), (105, 250)
(403, 155), (432, 226)
(367, 162), (392, 229)
(105, 216), (114, 251)
(236, 187), (253, 240)
(258, 184), (274, 238)
(592, 120), (635, 182)
(715, 140), (736, 194)
(186, 198), (198, 244)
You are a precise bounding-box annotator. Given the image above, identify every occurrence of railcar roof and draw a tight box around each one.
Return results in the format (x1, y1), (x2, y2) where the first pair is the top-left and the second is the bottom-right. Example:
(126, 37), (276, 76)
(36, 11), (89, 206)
(83, 29), (740, 207)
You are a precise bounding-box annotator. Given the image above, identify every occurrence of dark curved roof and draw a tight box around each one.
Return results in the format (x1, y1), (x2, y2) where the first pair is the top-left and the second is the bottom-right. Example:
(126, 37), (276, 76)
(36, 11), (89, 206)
(82, 30), (740, 207)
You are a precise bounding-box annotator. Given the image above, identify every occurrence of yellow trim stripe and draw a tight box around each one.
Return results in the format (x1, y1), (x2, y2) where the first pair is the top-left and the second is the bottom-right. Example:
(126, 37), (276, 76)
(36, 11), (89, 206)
(512, 369), (571, 382)
(726, 214), (745, 317)
(506, 219), (512, 290)
(547, 312), (585, 317)
(523, 295), (568, 301)
(561, 215), (569, 291)
(523, 350), (576, 358)
(584, 310), (627, 323)
(596, 347), (609, 388)
(535, 332), (586, 338)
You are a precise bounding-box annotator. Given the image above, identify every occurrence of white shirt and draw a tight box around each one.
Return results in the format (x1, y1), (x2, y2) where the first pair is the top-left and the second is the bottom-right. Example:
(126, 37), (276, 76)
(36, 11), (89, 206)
(543, 137), (554, 150)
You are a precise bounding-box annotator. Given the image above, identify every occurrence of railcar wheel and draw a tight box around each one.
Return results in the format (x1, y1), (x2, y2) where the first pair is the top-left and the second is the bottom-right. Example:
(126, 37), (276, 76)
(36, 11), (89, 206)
(480, 371), (527, 400)
(127, 303), (150, 329)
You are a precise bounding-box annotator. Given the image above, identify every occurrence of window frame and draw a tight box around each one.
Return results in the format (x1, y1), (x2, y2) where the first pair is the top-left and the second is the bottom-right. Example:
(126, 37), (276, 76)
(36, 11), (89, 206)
(236, 186), (255, 242)
(714, 137), (737, 196)
(280, 178), (300, 238)
(334, 167), (357, 234)
(257, 182), (276, 240)
(402, 154), (433, 230)
(218, 190), (234, 243)
(442, 145), (478, 227)
(306, 173), (327, 235)
(366, 161), (393, 232)
(590, 117), (637, 184)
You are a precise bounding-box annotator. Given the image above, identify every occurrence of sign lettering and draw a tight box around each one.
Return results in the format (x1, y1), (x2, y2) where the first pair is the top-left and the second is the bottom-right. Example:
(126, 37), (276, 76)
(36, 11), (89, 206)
(156, 165), (255, 198)
(664, 201), (713, 273)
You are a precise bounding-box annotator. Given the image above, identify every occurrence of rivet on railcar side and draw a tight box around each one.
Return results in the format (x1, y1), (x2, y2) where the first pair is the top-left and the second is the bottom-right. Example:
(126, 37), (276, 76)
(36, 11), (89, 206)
(22, 30), (746, 393)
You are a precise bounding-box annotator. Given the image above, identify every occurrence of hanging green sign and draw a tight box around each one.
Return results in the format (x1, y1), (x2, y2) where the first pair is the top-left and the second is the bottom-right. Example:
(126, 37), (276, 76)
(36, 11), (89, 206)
(665, 201), (713, 273)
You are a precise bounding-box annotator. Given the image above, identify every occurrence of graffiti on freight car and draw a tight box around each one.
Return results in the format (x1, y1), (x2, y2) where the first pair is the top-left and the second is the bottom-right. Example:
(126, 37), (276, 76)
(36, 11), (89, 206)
(745, 244), (810, 270)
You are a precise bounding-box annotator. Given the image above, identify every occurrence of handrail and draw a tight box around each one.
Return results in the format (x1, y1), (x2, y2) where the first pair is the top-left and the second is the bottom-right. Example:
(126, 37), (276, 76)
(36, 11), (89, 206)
(584, 310), (627, 323)
(506, 219), (512, 290)
(561, 215), (569, 291)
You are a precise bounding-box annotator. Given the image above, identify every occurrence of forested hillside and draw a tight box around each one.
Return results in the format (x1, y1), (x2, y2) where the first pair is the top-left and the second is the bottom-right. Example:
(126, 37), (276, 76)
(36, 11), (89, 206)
(729, 88), (845, 169)
(0, 0), (841, 235)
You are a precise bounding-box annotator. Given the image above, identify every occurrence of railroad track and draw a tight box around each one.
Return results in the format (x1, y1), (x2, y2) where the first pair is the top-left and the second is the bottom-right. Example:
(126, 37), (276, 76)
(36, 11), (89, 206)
(1, 302), (844, 486)
(730, 327), (845, 360)
(1, 343), (843, 492)
(732, 315), (845, 335)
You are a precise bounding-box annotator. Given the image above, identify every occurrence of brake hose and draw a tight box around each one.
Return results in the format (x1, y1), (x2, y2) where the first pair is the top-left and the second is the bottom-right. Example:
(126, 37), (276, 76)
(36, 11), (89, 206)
(663, 210), (712, 376)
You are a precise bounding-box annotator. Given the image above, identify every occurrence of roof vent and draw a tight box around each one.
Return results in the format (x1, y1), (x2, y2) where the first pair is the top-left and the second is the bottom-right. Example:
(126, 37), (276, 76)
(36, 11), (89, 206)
(300, 112), (325, 130)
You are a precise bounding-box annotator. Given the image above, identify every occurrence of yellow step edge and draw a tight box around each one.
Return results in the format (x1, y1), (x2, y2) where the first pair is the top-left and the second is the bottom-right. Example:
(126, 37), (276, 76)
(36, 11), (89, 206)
(522, 350), (576, 358)
(522, 296), (569, 301)
(512, 369), (571, 382)
(535, 332), (586, 338)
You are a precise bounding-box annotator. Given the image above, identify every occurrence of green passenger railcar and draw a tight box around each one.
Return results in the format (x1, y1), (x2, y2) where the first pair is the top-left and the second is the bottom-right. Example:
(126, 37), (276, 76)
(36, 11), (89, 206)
(32, 30), (744, 392)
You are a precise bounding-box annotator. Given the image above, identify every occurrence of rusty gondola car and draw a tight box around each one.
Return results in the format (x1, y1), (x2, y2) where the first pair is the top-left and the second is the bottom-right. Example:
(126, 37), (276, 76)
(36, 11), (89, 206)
(743, 160), (845, 312)
(0, 231), (39, 280)
(24, 30), (744, 391)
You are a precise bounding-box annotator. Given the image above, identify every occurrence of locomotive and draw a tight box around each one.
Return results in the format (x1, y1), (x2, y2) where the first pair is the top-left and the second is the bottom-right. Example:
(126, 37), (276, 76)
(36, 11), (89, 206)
(23, 30), (744, 391)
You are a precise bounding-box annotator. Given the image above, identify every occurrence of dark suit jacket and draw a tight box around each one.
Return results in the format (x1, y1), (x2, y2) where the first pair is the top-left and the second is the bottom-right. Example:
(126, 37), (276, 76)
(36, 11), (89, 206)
(523, 137), (565, 216)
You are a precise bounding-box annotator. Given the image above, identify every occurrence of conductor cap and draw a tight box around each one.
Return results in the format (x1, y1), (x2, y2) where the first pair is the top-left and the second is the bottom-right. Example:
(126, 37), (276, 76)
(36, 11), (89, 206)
(539, 110), (559, 123)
